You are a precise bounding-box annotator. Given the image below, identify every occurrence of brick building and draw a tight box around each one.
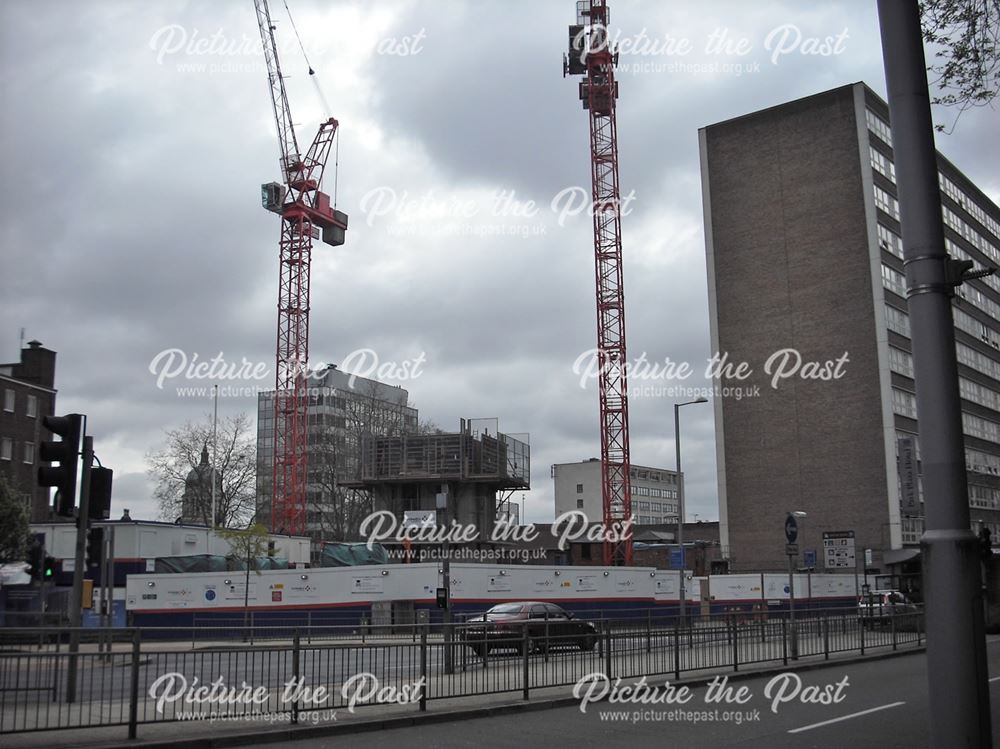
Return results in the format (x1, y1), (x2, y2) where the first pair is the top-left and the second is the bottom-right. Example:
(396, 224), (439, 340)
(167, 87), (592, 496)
(0, 340), (57, 520)
(700, 82), (1000, 573)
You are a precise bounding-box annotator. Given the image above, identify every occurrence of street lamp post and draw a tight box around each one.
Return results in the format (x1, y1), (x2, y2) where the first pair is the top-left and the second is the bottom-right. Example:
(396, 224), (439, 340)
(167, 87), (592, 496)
(211, 384), (218, 528)
(674, 397), (707, 627)
(437, 485), (453, 674)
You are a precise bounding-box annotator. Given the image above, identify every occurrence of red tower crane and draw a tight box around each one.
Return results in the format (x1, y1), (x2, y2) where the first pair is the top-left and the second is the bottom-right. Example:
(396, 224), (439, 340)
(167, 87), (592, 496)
(564, 0), (633, 565)
(254, 0), (348, 535)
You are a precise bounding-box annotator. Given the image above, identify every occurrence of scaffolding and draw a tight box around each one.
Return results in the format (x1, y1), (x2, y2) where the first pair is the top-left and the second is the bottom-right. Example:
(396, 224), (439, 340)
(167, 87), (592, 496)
(357, 418), (529, 489)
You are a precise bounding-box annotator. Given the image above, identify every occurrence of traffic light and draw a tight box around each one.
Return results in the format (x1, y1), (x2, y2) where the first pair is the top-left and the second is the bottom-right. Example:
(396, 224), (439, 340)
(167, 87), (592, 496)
(42, 555), (56, 580)
(86, 527), (104, 568)
(88, 467), (113, 520)
(38, 413), (84, 517)
(27, 542), (43, 583)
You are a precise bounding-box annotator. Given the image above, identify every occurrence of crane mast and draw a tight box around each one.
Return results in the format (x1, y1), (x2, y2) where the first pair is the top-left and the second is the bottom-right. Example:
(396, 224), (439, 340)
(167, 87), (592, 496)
(564, 0), (633, 565)
(254, 0), (348, 535)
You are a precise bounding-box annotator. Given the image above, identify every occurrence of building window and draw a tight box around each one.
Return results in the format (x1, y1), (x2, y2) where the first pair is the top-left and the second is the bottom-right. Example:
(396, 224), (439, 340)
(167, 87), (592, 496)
(23, 442), (34, 464)
(866, 108), (893, 146)
(878, 223), (904, 259)
(576, 499), (584, 509)
(873, 185), (900, 220)
(885, 304), (911, 337)
(963, 411), (1000, 443)
(26, 394), (37, 418)
(892, 388), (918, 419)
(881, 263), (907, 297)
(576, 483), (583, 494)
(3, 389), (13, 413)
(888, 346), (914, 378)
(870, 146), (896, 183)
(0, 438), (11, 461)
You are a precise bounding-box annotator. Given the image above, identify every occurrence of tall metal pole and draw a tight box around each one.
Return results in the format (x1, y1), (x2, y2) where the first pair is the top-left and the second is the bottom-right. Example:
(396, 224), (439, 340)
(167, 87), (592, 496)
(66, 433), (92, 704)
(104, 526), (115, 661)
(787, 552), (797, 660)
(674, 397), (705, 625)
(438, 484), (453, 674)
(675, 403), (685, 626)
(877, 2), (991, 745)
(211, 384), (218, 528)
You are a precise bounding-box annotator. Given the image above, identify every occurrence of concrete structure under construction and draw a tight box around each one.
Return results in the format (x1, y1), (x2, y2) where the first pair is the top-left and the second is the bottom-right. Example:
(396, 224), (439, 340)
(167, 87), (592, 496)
(346, 418), (530, 546)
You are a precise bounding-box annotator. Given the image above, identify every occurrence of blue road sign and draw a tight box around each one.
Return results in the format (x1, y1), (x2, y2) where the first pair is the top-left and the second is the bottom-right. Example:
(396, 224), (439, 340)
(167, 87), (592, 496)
(785, 514), (799, 543)
(670, 548), (685, 570)
(803, 549), (816, 568)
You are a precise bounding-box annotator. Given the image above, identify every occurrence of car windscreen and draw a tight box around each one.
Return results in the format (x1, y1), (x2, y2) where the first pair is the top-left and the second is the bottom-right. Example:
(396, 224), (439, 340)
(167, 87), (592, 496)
(488, 604), (524, 614)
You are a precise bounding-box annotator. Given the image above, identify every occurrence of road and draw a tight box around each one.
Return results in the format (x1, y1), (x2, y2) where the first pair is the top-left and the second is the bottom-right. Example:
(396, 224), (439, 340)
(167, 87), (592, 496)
(250, 639), (1000, 749)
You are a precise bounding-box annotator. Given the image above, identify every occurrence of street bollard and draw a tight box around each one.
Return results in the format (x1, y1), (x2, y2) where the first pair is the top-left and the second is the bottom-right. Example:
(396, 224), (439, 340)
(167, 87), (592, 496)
(419, 626), (427, 712)
(604, 620), (613, 681)
(292, 630), (301, 725)
(781, 619), (788, 666)
(732, 617), (739, 672)
(128, 629), (141, 740)
(673, 620), (681, 681)
(522, 624), (530, 701)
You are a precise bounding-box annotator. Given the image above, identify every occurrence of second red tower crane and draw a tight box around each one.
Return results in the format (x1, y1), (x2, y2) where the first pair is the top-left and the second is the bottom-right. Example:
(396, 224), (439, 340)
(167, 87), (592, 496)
(564, 0), (633, 565)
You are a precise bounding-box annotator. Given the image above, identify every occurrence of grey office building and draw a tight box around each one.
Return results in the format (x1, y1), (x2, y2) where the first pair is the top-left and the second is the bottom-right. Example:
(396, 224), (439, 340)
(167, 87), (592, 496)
(256, 366), (418, 545)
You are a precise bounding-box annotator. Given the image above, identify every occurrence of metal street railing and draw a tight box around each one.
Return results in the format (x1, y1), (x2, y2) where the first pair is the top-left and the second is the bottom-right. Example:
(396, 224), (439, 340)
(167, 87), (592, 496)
(0, 606), (923, 739)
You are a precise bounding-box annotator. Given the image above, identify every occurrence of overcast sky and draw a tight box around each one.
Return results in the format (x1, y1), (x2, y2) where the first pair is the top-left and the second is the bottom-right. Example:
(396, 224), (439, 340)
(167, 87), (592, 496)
(1, 0), (996, 526)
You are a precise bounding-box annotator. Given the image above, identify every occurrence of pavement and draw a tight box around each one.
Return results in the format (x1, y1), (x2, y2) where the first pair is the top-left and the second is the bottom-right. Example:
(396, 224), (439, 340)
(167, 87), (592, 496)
(253, 642), (1000, 749)
(0, 634), (931, 749)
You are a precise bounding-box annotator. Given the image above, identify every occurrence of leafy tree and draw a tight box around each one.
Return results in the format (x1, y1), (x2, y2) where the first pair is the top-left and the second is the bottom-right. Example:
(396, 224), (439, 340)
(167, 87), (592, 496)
(921, 0), (1000, 127)
(216, 523), (271, 635)
(0, 473), (30, 564)
(146, 413), (256, 528)
(216, 522), (271, 569)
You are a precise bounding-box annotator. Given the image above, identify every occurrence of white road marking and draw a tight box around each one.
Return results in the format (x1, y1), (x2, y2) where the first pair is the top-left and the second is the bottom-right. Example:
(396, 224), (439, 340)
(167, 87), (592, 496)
(788, 701), (906, 733)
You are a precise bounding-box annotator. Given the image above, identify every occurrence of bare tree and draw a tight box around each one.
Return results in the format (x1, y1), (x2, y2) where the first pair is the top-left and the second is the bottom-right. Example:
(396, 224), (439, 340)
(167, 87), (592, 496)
(415, 415), (442, 435)
(146, 413), (256, 528)
(308, 379), (418, 542)
(922, 0), (1000, 127)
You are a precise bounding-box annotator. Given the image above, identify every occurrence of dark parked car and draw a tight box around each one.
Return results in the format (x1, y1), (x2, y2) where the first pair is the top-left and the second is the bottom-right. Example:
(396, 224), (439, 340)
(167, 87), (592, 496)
(462, 602), (598, 655)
